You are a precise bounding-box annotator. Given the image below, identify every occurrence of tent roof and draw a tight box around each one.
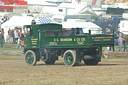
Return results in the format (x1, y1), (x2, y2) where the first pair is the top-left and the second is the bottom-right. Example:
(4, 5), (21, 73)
(1, 16), (34, 28)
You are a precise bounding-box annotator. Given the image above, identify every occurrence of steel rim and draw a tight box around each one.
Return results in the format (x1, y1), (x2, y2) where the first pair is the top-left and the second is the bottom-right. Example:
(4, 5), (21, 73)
(64, 52), (74, 65)
(25, 52), (34, 64)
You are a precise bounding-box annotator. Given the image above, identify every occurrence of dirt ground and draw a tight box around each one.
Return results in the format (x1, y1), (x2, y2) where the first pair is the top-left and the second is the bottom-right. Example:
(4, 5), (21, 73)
(0, 56), (128, 85)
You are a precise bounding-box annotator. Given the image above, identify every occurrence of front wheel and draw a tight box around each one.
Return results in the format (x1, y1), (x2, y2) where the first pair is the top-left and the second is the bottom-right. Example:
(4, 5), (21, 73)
(25, 50), (37, 66)
(63, 50), (76, 66)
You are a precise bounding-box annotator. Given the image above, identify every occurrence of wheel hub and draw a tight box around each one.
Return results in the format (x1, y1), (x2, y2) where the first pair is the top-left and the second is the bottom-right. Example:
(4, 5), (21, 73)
(68, 56), (73, 61)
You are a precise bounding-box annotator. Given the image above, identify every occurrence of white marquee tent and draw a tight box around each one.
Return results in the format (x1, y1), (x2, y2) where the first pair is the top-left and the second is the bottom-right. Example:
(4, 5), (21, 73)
(1, 16), (34, 28)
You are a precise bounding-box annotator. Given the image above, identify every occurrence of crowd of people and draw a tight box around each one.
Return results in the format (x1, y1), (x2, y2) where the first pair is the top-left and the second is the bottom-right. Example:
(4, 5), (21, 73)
(105, 28), (128, 52)
(0, 27), (24, 48)
(118, 33), (128, 52)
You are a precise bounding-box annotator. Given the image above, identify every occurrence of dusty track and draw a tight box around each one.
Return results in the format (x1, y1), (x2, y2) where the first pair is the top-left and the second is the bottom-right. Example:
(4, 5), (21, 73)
(0, 57), (128, 85)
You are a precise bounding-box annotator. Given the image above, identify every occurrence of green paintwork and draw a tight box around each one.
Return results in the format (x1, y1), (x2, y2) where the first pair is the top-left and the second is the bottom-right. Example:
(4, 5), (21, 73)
(23, 23), (114, 49)
(23, 23), (62, 48)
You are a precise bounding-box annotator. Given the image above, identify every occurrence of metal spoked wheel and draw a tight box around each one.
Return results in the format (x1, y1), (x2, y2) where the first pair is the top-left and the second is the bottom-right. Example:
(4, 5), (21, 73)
(63, 50), (76, 66)
(25, 50), (37, 66)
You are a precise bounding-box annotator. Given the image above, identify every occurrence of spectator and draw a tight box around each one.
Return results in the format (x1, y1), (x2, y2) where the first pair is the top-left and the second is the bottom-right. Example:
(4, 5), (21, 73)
(105, 28), (111, 35)
(12, 29), (14, 44)
(1, 28), (4, 47)
(16, 33), (21, 48)
(6, 35), (9, 43)
(14, 29), (19, 44)
(118, 34), (123, 52)
(16, 29), (22, 48)
(19, 29), (22, 36)
(105, 28), (113, 51)
(8, 28), (13, 43)
(0, 30), (3, 48)
(123, 34), (128, 52)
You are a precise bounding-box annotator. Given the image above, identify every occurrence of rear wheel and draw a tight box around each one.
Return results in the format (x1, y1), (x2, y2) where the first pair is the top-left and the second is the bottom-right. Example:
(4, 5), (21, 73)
(63, 50), (76, 66)
(40, 50), (48, 62)
(45, 54), (56, 65)
(25, 50), (37, 66)
(83, 59), (98, 65)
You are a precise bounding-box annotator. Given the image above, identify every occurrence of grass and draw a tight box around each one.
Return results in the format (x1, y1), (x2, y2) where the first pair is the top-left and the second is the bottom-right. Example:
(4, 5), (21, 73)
(0, 54), (24, 58)
(103, 45), (127, 51)
(102, 57), (128, 60)
(0, 47), (23, 58)
(0, 48), (23, 51)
